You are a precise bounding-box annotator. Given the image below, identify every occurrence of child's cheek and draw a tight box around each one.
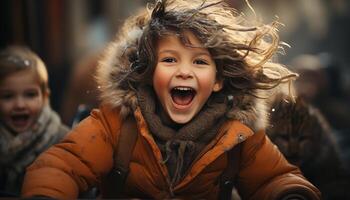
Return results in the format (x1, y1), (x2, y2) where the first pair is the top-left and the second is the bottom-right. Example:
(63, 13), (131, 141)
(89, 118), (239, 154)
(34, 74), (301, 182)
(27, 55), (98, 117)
(153, 66), (170, 91)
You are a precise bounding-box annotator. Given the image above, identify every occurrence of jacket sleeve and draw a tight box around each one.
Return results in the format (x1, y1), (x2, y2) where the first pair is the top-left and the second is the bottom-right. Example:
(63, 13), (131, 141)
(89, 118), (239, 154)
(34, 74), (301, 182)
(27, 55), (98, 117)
(21, 107), (120, 199)
(236, 130), (321, 200)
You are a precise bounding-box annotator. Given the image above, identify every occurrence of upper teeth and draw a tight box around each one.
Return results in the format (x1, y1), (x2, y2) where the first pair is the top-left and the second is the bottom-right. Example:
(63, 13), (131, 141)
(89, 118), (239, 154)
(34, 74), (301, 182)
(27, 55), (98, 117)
(174, 87), (192, 91)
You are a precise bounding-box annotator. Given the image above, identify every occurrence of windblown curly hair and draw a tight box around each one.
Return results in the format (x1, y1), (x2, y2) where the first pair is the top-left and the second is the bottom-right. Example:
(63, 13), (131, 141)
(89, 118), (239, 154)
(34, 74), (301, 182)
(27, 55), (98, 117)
(118, 0), (296, 96)
(99, 0), (297, 112)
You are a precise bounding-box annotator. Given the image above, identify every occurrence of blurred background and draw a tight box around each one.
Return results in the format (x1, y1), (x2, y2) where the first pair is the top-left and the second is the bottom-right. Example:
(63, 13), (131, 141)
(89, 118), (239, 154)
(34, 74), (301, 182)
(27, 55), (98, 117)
(1, 0), (350, 198)
(0, 0), (349, 132)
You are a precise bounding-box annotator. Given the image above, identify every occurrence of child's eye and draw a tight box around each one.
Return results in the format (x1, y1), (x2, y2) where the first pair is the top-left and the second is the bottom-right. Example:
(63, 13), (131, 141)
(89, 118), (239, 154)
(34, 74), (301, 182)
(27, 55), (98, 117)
(161, 57), (177, 63)
(194, 59), (209, 65)
(0, 93), (14, 100)
(24, 91), (39, 98)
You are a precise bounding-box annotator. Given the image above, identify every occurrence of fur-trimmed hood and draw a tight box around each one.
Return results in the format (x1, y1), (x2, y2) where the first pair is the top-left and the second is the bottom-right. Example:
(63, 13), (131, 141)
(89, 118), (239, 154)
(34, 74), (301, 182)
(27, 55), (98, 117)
(96, 1), (289, 132)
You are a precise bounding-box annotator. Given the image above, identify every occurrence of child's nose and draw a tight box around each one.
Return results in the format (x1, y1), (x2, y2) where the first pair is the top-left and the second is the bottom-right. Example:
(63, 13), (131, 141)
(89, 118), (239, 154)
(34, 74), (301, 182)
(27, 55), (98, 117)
(175, 65), (193, 79)
(14, 97), (26, 108)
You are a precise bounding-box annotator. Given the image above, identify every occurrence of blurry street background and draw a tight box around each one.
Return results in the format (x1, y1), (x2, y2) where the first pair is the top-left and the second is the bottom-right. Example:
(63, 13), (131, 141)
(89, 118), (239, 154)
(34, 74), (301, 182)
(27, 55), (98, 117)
(1, 1), (350, 198)
(1, 0), (350, 155)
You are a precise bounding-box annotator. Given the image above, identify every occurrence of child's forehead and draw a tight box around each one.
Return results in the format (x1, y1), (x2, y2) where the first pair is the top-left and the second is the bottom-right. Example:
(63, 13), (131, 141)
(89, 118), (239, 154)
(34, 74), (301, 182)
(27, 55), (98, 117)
(156, 30), (205, 48)
(1, 68), (39, 84)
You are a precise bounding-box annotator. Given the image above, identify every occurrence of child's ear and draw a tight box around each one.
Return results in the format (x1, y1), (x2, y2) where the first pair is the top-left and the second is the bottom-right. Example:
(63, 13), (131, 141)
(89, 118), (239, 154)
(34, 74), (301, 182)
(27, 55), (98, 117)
(213, 80), (223, 92)
(43, 89), (50, 103)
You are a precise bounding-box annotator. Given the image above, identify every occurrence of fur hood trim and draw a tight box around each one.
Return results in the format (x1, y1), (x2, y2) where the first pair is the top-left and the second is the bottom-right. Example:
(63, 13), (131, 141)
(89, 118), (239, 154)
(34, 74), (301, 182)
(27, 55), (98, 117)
(96, 8), (272, 132)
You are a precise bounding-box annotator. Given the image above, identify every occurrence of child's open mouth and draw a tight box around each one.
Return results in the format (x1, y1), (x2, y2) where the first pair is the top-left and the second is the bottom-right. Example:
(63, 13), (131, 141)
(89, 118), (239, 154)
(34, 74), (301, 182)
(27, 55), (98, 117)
(171, 86), (196, 106)
(11, 113), (30, 127)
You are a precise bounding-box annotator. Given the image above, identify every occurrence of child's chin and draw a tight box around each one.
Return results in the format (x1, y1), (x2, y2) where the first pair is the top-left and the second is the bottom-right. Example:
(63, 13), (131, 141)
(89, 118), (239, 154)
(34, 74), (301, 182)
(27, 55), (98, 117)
(169, 113), (195, 124)
(8, 122), (33, 134)
(12, 127), (30, 134)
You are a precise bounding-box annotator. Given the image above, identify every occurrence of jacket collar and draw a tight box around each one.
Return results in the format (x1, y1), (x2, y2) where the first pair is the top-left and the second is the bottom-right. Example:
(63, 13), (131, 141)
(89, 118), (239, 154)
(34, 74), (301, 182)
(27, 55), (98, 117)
(133, 107), (254, 189)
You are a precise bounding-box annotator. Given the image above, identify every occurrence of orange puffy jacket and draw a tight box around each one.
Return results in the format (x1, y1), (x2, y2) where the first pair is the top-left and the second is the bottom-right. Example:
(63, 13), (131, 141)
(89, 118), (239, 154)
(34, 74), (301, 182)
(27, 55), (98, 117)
(21, 106), (321, 199)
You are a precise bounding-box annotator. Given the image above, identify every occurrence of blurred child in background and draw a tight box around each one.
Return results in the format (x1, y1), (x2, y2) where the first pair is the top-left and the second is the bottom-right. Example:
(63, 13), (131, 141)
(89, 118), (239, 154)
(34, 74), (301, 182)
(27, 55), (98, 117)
(0, 45), (69, 196)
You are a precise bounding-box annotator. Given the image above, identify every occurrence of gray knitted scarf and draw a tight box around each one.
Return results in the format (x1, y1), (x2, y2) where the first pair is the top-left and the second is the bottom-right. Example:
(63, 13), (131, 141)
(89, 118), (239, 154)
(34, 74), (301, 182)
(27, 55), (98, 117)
(137, 85), (228, 186)
(0, 105), (69, 194)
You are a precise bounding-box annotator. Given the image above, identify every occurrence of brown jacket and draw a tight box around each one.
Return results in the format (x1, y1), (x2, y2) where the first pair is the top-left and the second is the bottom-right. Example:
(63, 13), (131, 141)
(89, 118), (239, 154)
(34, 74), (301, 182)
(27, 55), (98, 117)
(22, 105), (320, 199)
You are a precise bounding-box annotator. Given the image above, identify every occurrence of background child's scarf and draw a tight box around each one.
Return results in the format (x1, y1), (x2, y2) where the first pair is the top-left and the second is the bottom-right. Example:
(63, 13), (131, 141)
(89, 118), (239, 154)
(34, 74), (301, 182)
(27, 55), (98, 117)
(0, 105), (68, 194)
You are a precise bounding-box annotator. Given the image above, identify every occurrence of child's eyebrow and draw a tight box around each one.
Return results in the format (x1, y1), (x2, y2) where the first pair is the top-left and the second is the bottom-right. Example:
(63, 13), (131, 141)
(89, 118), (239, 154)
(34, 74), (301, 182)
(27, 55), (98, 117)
(194, 52), (211, 57)
(158, 49), (178, 55)
(0, 89), (13, 93)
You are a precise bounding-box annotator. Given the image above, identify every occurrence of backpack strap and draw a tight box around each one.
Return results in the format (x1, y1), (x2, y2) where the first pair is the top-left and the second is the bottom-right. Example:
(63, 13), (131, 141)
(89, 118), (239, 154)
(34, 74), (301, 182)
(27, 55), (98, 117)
(218, 143), (242, 200)
(101, 115), (138, 198)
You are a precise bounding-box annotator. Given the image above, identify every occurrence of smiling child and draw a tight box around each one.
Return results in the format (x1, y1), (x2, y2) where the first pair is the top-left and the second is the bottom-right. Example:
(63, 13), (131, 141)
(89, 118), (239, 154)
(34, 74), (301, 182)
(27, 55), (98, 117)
(0, 46), (69, 196)
(21, 1), (320, 199)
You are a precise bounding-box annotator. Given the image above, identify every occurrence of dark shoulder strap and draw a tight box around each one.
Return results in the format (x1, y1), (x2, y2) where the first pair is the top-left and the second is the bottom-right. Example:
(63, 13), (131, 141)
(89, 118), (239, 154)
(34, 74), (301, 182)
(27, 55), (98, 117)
(101, 115), (138, 198)
(114, 115), (138, 172)
(219, 143), (242, 200)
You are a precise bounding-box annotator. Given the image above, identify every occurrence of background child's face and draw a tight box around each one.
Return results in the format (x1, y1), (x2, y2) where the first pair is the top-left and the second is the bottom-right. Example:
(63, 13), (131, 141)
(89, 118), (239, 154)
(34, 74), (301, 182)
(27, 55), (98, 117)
(153, 31), (222, 124)
(0, 70), (46, 134)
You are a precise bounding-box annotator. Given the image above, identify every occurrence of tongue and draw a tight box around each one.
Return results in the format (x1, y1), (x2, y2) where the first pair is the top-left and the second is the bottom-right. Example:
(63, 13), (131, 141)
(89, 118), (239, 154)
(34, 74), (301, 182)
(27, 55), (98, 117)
(172, 93), (193, 105)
